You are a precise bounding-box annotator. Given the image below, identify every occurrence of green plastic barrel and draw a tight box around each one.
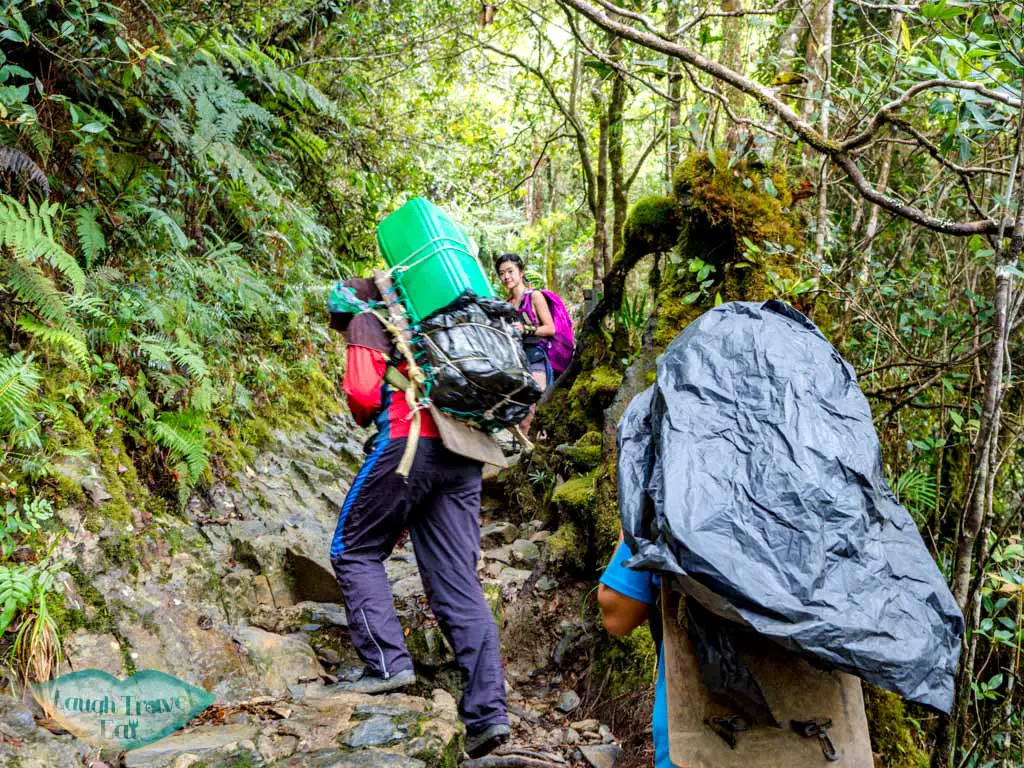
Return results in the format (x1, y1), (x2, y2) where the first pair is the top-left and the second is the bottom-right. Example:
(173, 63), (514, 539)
(376, 198), (495, 323)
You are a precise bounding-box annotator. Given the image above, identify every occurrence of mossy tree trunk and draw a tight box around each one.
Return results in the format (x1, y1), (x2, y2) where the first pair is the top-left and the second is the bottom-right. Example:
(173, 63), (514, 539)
(535, 151), (808, 569)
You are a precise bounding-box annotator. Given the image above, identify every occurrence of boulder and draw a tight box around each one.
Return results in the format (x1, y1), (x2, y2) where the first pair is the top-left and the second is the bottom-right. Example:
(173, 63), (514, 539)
(233, 627), (325, 696)
(123, 724), (259, 767)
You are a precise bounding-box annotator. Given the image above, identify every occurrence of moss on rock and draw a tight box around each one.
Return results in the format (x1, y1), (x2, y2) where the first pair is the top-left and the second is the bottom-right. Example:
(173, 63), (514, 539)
(482, 581), (503, 626)
(863, 685), (929, 768)
(552, 474), (596, 512)
(591, 623), (657, 698)
(545, 523), (584, 572)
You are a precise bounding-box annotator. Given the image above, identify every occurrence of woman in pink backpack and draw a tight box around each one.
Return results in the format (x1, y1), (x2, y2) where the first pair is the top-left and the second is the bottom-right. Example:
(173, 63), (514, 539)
(494, 253), (575, 434)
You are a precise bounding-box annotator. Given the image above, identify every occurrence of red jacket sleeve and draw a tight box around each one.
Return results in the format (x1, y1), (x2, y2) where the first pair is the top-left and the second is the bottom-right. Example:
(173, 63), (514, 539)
(343, 345), (388, 427)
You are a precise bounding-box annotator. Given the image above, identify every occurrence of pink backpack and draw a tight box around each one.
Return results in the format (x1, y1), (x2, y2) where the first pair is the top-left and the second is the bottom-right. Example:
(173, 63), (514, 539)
(519, 289), (576, 375)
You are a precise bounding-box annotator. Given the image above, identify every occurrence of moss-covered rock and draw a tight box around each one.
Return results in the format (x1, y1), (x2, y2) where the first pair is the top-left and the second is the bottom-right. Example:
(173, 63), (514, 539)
(863, 685), (929, 768)
(482, 581), (503, 626)
(555, 442), (603, 473)
(590, 624), (657, 698)
(552, 474), (596, 512)
(545, 523), (584, 572)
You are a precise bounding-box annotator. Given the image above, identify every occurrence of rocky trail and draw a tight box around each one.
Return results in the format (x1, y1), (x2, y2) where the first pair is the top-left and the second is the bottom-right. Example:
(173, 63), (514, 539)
(2, 414), (630, 768)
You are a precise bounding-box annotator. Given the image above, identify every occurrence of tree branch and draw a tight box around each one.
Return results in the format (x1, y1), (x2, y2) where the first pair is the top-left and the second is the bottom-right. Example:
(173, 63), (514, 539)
(678, 0), (791, 37)
(842, 78), (1022, 151)
(477, 38), (599, 217)
(557, 0), (1009, 235)
(681, 64), (797, 144)
(626, 129), (666, 191)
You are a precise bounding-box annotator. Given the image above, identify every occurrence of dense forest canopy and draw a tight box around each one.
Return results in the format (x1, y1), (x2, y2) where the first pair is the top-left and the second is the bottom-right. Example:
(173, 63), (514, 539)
(0, 0), (1022, 765)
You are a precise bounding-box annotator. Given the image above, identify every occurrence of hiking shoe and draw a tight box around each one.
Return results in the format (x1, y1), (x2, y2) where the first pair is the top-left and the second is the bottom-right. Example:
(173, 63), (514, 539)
(465, 722), (510, 758)
(326, 667), (415, 694)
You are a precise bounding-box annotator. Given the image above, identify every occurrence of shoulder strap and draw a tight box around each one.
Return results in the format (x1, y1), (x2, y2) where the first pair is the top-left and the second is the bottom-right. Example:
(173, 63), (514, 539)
(520, 289), (540, 325)
(384, 366), (411, 392)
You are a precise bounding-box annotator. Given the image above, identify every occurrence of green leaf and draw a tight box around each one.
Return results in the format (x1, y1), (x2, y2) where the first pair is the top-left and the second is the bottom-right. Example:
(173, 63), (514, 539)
(921, 1), (968, 19)
(763, 177), (778, 198)
(899, 19), (912, 51)
(79, 122), (106, 134)
(682, 291), (701, 304)
(74, 206), (105, 268)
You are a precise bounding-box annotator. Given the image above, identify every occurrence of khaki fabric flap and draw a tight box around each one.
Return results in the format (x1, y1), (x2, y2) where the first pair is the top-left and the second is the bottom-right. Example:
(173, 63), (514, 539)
(428, 404), (509, 468)
(661, 585), (873, 768)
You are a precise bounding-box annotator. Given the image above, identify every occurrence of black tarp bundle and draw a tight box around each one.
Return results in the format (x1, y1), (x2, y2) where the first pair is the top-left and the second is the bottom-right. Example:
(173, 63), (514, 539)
(619, 300), (964, 713)
(417, 292), (542, 429)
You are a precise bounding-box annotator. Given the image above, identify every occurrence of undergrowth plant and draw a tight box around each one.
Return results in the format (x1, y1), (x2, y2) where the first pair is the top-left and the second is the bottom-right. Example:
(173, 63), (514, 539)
(0, 0), (371, 680)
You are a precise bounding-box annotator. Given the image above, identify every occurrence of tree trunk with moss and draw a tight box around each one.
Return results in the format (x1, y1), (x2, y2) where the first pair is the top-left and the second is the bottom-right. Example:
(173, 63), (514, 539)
(535, 151), (808, 570)
(593, 88), (610, 288)
(609, 39), (628, 264)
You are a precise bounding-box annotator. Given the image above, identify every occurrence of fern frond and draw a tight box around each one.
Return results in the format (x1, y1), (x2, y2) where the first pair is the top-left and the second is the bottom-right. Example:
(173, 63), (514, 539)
(0, 195), (84, 293)
(147, 415), (209, 483)
(16, 317), (90, 369)
(86, 266), (124, 289)
(207, 37), (342, 120)
(893, 469), (938, 518)
(138, 335), (173, 368)
(167, 344), (209, 381)
(0, 353), (41, 435)
(133, 204), (189, 250)
(199, 140), (283, 208)
(280, 126), (327, 164)
(189, 379), (217, 413)
(21, 125), (51, 166)
(73, 206), (105, 268)
(130, 372), (156, 419)
(1, 258), (74, 327)
(68, 294), (112, 325)
(0, 147), (49, 197)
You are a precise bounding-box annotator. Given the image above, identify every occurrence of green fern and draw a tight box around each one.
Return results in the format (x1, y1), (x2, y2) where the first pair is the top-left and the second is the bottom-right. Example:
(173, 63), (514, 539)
(73, 206), (105, 268)
(16, 317), (90, 369)
(2, 258), (73, 327)
(280, 125), (328, 164)
(209, 36), (343, 120)
(0, 353), (41, 448)
(0, 196), (84, 293)
(21, 124), (51, 166)
(0, 566), (35, 636)
(893, 469), (938, 520)
(139, 334), (209, 381)
(147, 413), (209, 484)
(133, 204), (189, 250)
(130, 371), (156, 419)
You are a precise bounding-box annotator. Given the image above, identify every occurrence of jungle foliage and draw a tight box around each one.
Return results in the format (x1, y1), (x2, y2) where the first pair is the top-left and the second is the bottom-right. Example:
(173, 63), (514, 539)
(1, 0), (1023, 766)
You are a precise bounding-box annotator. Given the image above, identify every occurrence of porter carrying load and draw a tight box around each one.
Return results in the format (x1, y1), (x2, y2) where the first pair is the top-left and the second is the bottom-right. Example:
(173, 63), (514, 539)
(617, 301), (964, 763)
(329, 198), (541, 471)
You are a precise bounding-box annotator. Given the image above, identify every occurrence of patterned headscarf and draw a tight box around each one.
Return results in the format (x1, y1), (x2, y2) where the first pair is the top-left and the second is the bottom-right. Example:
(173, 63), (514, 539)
(327, 277), (391, 353)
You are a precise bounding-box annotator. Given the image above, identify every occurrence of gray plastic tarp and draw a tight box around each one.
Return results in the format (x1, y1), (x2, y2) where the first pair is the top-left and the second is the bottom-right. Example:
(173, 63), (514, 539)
(619, 300), (964, 713)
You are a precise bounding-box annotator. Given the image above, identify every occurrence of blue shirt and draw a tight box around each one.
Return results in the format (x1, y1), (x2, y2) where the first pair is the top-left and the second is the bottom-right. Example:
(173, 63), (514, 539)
(599, 541), (670, 768)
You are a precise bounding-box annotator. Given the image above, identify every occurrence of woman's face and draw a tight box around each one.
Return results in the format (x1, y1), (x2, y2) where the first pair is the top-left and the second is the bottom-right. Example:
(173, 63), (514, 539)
(497, 261), (524, 293)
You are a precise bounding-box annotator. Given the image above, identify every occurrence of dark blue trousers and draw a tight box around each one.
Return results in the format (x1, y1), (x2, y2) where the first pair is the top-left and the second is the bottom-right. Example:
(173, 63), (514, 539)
(330, 437), (507, 731)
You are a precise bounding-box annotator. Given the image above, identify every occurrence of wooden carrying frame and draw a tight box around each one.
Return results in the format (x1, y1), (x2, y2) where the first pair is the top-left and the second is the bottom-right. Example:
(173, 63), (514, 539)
(660, 585), (874, 768)
(428, 404), (509, 469)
